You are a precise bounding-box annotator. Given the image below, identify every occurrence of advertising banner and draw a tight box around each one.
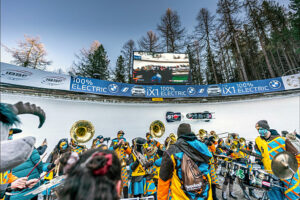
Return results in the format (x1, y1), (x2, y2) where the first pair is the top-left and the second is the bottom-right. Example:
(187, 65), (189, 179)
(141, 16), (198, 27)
(70, 76), (286, 98)
(0, 63), (71, 90)
(221, 78), (285, 96)
(1, 62), (297, 99)
(70, 76), (208, 98)
(281, 73), (300, 90)
(132, 51), (191, 84)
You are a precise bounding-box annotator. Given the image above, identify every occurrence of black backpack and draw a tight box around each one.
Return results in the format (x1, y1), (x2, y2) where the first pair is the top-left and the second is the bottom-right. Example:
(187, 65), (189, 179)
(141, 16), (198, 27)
(180, 153), (209, 194)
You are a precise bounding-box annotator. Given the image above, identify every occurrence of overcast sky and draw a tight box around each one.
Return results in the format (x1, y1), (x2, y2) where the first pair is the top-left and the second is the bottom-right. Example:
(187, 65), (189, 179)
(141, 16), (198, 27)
(1, 0), (290, 73)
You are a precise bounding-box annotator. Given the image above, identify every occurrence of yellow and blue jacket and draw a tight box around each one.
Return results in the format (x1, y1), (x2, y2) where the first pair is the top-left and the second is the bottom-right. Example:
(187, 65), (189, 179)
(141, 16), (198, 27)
(158, 135), (213, 200)
(255, 134), (300, 200)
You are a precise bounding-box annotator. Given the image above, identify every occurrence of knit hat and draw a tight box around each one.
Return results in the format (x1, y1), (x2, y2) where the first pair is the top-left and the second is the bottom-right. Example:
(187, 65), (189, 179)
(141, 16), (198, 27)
(117, 130), (124, 136)
(96, 135), (104, 140)
(256, 120), (270, 130)
(281, 131), (288, 137)
(177, 123), (191, 137)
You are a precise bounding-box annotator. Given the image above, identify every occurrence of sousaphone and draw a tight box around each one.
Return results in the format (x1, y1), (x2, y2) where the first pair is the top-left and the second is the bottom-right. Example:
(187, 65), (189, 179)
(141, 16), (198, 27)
(70, 120), (95, 143)
(150, 120), (165, 138)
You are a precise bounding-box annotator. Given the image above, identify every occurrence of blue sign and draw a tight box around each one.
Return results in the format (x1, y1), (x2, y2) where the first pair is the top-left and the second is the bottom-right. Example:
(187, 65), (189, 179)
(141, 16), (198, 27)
(221, 78), (284, 96)
(69, 76), (285, 98)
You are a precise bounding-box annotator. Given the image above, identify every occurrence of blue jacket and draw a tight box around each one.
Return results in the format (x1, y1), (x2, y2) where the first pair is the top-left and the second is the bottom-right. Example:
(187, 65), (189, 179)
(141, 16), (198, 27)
(12, 148), (49, 180)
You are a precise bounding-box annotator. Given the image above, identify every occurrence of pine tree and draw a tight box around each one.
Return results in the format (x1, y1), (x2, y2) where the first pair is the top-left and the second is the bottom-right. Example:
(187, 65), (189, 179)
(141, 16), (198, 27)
(290, 0), (300, 54)
(157, 8), (185, 52)
(73, 41), (110, 80)
(261, 0), (299, 74)
(113, 55), (126, 83)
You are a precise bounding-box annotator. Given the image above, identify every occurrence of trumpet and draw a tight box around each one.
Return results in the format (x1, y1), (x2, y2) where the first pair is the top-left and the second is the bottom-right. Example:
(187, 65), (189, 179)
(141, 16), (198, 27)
(198, 129), (207, 140)
(123, 141), (130, 149)
(239, 137), (246, 146)
(230, 144), (238, 152)
(165, 133), (177, 150)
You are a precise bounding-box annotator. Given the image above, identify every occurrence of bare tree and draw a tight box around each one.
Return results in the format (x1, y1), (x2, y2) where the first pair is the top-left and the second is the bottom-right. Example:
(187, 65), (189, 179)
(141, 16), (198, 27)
(244, 0), (276, 77)
(138, 31), (160, 52)
(217, 0), (249, 81)
(195, 8), (219, 84)
(157, 8), (185, 52)
(4, 35), (52, 70)
(121, 40), (136, 83)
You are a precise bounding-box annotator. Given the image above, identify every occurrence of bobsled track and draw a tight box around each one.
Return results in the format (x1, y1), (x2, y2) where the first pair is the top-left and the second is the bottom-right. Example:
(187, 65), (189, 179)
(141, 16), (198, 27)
(1, 84), (299, 156)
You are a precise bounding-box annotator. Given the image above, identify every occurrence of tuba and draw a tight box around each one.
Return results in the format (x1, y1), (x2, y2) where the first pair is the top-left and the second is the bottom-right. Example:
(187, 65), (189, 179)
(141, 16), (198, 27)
(70, 120), (95, 144)
(150, 120), (165, 138)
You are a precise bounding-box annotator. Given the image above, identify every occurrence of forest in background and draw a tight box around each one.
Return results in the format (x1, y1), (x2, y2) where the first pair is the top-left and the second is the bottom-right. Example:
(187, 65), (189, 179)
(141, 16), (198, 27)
(4, 0), (299, 85)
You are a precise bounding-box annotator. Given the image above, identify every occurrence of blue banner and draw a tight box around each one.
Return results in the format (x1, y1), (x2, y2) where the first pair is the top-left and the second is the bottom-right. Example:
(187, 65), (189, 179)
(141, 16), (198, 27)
(1, 63), (296, 98)
(221, 78), (284, 96)
(70, 76), (285, 98)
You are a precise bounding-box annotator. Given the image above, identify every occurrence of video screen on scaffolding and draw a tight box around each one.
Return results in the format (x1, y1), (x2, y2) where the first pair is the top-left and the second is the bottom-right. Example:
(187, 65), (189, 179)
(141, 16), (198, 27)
(132, 51), (191, 85)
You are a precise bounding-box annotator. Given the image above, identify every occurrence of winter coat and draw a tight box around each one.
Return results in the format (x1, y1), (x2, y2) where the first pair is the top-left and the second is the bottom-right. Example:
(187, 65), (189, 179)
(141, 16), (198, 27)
(12, 148), (48, 180)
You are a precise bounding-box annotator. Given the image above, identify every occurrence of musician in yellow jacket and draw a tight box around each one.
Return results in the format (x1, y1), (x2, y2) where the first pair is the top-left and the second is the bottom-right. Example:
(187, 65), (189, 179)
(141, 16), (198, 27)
(255, 120), (300, 200)
(109, 130), (131, 198)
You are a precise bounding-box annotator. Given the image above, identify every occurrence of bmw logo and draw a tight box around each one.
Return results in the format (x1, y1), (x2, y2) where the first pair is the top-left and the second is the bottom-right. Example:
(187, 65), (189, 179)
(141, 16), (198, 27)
(108, 84), (119, 93)
(187, 87), (196, 95)
(269, 80), (281, 89)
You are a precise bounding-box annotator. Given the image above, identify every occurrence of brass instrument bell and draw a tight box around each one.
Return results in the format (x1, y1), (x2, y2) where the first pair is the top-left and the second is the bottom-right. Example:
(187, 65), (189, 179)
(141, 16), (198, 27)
(70, 120), (95, 143)
(239, 137), (246, 146)
(150, 120), (165, 138)
(198, 129), (207, 140)
(230, 144), (238, 152)
(166, 133), (177, 149)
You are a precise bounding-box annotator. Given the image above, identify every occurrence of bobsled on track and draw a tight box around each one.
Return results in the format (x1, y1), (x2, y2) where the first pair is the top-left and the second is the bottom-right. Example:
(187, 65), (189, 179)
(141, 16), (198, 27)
(185, 111), (213, 122)
(166, 111), (214, 123)
(166, 112), (183, 122)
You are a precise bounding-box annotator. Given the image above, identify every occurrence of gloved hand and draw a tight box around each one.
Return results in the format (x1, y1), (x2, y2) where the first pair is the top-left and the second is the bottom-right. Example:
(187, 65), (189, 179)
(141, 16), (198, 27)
(145, 160), (154, 169)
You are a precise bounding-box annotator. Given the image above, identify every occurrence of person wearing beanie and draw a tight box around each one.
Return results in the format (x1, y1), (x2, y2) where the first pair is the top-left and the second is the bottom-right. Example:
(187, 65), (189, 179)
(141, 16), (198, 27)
(254, 120), (300, 200)
(158, 123), (213, 200)
(91, 135), (109, 150)
(109, 131), (131, 198)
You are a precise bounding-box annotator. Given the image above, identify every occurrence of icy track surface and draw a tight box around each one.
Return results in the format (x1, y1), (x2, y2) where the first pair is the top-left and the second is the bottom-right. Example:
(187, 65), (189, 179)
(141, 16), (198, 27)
(1, 93), (299, 155)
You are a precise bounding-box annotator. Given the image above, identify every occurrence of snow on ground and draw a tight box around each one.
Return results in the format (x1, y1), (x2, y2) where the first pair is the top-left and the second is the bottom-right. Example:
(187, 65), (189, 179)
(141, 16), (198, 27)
(1, 92), (299, 157)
